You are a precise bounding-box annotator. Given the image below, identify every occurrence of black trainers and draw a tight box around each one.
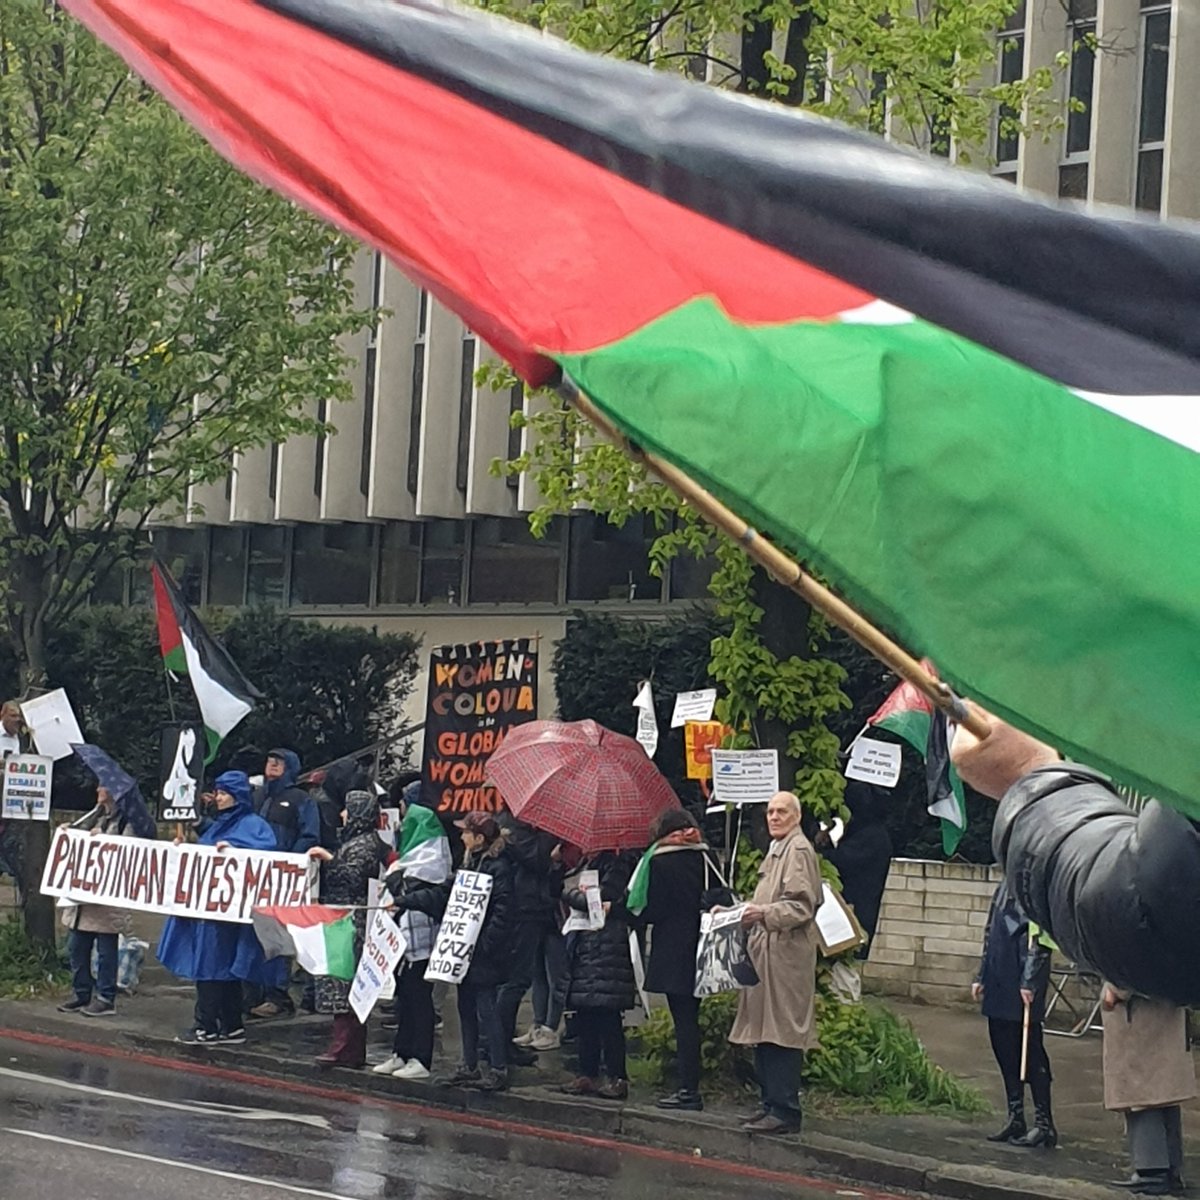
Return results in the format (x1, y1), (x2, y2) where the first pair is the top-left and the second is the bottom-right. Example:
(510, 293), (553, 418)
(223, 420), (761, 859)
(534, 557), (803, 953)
(218, 1027), (246, 1045)
(81, 999), (115, 1018)
(56, 997), (88, 1013)
(175, 1028), (220, 1046)
(434, 1064), (480, 1086)
(467, 1067), (509, 1093)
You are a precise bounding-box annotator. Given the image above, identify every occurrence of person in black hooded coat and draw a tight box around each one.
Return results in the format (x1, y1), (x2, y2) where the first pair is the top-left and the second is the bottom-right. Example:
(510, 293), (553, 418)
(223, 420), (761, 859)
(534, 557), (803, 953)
(558, 849), (639, 1101)
(821, 779), (893, 952)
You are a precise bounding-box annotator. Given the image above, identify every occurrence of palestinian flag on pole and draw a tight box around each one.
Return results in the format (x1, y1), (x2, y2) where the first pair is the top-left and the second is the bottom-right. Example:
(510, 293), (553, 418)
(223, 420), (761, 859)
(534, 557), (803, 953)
(252, 904), (358, 979)
(152, 559), (260, 761)
(67, 0), (1200, 819)
(392, 805), (451, 884)
(869, 678), (968, 856)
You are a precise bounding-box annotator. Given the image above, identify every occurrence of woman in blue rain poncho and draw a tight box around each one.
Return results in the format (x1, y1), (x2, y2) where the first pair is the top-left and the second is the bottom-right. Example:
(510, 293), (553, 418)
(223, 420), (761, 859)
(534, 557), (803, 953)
(158, 770), (277, 1046)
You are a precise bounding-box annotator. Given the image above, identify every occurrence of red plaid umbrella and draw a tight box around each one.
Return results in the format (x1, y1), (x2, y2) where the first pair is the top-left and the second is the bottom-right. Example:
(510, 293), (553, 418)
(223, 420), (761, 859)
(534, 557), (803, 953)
(486, 719), (681, 853)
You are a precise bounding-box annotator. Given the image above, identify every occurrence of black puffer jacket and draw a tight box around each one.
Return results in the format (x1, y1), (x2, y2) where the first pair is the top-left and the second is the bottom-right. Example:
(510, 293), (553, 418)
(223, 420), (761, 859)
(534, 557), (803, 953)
(994, 763), (1200, 1006)
(560, 851), (639, 1012)
(498, 812), (562, 921)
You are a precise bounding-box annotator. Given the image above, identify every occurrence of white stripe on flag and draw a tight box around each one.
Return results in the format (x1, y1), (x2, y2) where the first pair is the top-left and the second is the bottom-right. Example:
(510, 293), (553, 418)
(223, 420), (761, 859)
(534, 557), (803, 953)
(288, 923), (330, 976)
(181, 628), (252, 738)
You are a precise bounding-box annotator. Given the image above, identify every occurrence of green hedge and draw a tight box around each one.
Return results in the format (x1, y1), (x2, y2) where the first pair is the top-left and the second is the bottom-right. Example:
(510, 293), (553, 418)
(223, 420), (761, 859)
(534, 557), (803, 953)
(0, 606), (421, 808)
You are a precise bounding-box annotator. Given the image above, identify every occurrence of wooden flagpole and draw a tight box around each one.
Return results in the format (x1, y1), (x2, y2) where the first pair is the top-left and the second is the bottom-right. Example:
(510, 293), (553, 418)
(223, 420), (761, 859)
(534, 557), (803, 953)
(559, 380), (990, 740)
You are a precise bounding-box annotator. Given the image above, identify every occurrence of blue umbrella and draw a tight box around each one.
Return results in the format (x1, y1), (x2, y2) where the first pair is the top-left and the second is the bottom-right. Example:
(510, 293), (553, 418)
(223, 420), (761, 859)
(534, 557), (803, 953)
(71, 744), (158, 839)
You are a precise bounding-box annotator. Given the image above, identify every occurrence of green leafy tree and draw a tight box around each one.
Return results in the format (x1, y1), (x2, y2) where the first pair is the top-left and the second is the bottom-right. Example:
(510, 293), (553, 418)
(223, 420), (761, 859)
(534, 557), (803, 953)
(0, 1), (371, 942)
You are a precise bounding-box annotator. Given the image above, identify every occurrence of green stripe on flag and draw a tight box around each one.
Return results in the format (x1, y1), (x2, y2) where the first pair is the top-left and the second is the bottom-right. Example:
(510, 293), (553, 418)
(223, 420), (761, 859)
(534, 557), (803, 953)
(555, 297), (1200, 819)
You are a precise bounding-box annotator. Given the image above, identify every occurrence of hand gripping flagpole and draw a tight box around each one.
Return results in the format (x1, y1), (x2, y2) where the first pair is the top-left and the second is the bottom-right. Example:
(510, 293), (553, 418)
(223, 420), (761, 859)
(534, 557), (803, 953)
(558, 377), (991, 741)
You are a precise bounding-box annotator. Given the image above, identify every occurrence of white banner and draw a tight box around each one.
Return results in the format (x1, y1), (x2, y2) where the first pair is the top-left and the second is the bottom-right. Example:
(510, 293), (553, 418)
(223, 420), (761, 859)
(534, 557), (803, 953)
(349, 909), (408, 1023)
(2, 755), (53, 821)
(424, 869), (493, 984)
(40, 827), (316, 924)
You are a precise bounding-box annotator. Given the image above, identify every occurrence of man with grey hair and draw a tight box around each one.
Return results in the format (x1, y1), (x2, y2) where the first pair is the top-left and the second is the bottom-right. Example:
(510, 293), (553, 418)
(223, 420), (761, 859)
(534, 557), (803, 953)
(729, 790), (821, 1135)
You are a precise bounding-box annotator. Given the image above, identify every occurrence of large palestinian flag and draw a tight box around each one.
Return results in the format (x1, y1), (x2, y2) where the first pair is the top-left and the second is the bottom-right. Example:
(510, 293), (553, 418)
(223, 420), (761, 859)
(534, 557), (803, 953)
(152, 560), (260, 760)
(68, 0), (1200, 817)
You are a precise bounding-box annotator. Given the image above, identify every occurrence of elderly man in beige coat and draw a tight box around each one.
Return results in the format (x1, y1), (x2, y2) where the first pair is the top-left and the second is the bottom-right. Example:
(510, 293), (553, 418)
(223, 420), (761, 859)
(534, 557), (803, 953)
(1102, 988), (1195, 1195)
(729, 791), (821, 1135)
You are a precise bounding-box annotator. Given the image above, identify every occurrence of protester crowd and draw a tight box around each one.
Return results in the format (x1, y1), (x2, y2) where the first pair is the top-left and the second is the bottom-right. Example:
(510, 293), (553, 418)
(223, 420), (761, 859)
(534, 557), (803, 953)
(1, 694), (1195, 1189)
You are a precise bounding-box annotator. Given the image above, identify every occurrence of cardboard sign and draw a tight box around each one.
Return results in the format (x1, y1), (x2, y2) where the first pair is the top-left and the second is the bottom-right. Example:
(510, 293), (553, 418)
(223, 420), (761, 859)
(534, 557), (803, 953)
(378, 808), (401, 849)
(40, 827), (316, 923)
(161, 725), (204, 822)
(815, 882), (867, 956)
(367, 878), (397, 1000)
(421, 639), (538, 815)
(684, 721), (728, 780)
(844, 737), (902, 788)
(1, 755), (53, 821)
(21, 689), (84, 762)
(633, 680), (658, 758)
(424, 869), (494, 984)
(710, 749), (780, 806)
(671, 689), (717, 728)
(349, 908), (408, 1023)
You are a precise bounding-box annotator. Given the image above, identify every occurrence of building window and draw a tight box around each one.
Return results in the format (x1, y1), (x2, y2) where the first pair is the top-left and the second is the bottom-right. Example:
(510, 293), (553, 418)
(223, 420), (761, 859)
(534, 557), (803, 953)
(456, 336), (477, 494)
(1136, 2), (1170, 213)
(314, 398), (328, 498)
(1065, 1), (1096, 157)
(378, 521), (422, 605)
(506, 383), (523, 491)
(208, 527), (248, 606)
(290, 522), (374, 607)
(1058, 161), (1089, 199)
(566, 513), (663, 603)
(407, 291), (428, 497)
(361, 251), (384, 498)
(994, 1), (1026, 169)
(268, 442), (280, 503)
(247, 526), (288, 607)
(151, 527), (205, 606)
(470, 517), (563, 604)
(419, 519), (466, 605)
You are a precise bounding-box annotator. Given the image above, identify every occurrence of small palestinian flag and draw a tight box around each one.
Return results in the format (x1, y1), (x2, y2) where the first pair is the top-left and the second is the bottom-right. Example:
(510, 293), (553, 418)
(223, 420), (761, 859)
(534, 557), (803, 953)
(252, 904), (358, 980)
(868, 678), (967, 856)
(393, 805), (451, 884)
(66, 0), (1200, 820)
(152, 560), (260, 761)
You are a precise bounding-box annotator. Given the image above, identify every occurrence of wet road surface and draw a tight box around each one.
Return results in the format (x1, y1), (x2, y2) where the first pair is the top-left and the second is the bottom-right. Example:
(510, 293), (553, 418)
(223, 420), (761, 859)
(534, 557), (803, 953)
(0, 1032), (903, 1200)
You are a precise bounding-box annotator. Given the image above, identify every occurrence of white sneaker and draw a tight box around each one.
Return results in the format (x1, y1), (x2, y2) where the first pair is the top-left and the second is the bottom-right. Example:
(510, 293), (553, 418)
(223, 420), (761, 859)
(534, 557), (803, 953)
(512, 1026), (537, 1047)
(373, 1055), (407, 1075)
(530, 1026), (561, 1051)
(393, 1059), (431, 1081)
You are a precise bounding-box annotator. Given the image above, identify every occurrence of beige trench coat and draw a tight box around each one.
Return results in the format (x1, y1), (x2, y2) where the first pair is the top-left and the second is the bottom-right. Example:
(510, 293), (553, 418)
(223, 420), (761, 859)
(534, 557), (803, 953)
(729, 827), (821, 1051)
(64, 809), (134, 937)
(1102, 992), (1196, 1111)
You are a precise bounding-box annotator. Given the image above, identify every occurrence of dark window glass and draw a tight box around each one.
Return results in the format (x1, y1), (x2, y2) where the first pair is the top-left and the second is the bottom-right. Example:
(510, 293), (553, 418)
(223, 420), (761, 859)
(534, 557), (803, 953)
(290, 523), (374, 606)
(470, 517), (562, 604)
(361, 344), (377, 497)
(995, 33), (1025, 164)
(209, 526), (248, 606)
(506, 383), (523, 490)
(1136, 147), (1164, 212)
(1139, 10), (1171, 145)
(1069, 0), (1096, 17)
(268, 443), (279, 503)
(247, 526), (287, 606)
(1058, 161), (1089, 199)
(420, 520), (465, 605)
(670, 553), (718, 600)
(1066, 23), (1095, 154)
(407, 342), (425, 497)
(379, 522), (422, 605)
(567, 513), (661, 603)
(417, 288), (429, 337)
(1001, 0), (1027, 32)
(224, 471), (233, 501)
(315, 398), (328, 497)
(151, 527), (205, 606)
(994, 170), (1018, 184)
(456, 338), (476, 494)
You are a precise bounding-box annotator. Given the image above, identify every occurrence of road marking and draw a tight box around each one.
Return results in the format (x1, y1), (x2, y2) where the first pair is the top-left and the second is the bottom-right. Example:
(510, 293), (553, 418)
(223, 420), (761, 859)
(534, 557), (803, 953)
(0, 1027), (911, 1200)
(0, 1065), (330, 1129)
(3, 1129), (359, 1200)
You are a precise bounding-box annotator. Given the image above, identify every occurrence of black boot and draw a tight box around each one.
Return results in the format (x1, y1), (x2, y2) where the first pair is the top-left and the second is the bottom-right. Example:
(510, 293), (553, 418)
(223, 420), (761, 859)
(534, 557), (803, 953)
(987, 1097), (1027, 1143)
(1012, 1100), (1057, 1148)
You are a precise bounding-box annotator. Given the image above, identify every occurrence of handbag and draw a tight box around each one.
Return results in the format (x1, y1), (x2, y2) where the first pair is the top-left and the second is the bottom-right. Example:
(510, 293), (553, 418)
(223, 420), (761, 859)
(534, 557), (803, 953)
(693, 854), (759, 997)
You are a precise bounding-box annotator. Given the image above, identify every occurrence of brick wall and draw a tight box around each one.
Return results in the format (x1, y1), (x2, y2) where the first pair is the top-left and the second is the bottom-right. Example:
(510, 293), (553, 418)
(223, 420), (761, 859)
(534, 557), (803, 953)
(862, 859), (1001, 1007)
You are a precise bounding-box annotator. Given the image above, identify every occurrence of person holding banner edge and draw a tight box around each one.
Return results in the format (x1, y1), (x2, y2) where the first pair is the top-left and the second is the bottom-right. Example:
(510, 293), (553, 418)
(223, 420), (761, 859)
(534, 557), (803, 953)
(159, 771), (278, 1046)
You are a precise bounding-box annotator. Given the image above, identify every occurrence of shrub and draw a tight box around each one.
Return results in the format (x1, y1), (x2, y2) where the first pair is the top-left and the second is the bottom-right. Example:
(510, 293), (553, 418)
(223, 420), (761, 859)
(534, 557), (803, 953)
(0, 915), (67, 999)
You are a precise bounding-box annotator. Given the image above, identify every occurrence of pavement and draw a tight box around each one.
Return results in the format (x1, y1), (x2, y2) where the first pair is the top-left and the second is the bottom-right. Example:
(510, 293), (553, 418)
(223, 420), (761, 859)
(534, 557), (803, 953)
(4, 950), (1197, 1200)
